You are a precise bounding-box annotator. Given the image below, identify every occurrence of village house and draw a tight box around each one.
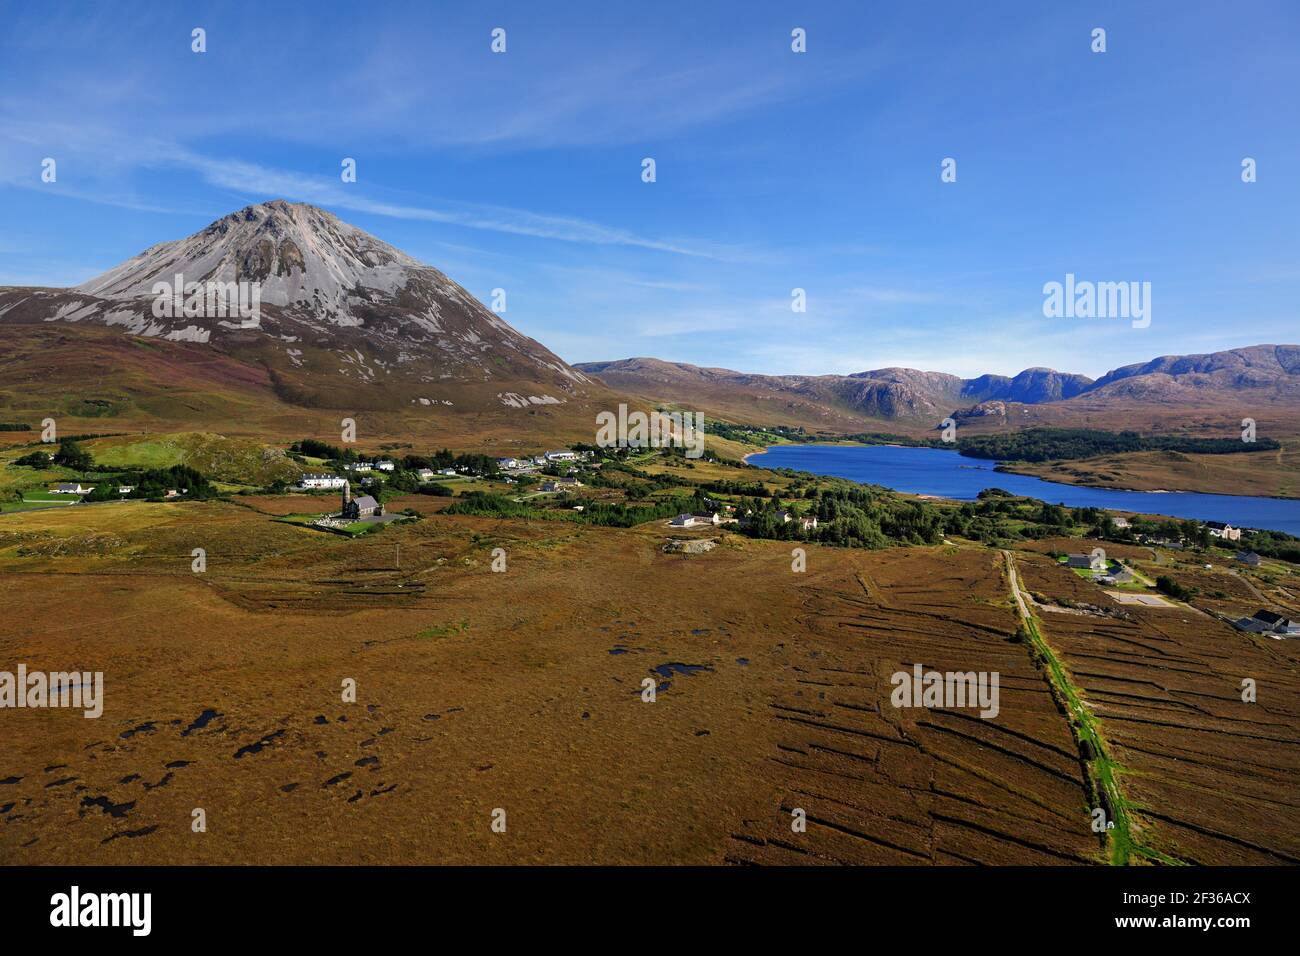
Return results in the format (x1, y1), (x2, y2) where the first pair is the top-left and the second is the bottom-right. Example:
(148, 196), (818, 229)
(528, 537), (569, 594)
(1235, 551), (1262, 567)
(1066, 553), (1107, 572)
(1205, 521), (1242, 542)
(545, 450), (579, 462)
(495, 457), (522, 470)
(774, 509), (794, 524)
(438, 467), (458, 476)
(344, 461), (375, 473)
(416, 468), (436, 482)
(670, 513), (716, 528)
(541, 477), (584, 493)
(301, 473), (346, 490)
(375, 460), (396, 472)
(1233, 609), (1299, 637)
(117, 485), (135, 495)
(52, 482), (93, 495)
(1111, 516), (1130, 529)
(799, 515), (819, 531)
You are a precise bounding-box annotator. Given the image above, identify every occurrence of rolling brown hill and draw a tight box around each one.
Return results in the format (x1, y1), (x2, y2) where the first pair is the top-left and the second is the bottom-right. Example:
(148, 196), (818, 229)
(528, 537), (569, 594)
(577, 346), (1300, 438)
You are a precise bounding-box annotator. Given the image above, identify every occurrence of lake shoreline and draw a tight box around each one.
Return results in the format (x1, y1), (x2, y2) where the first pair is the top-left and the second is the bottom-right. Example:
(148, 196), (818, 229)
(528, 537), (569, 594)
(744, 443), (1300, 535)
(742, 442), (1297, 501)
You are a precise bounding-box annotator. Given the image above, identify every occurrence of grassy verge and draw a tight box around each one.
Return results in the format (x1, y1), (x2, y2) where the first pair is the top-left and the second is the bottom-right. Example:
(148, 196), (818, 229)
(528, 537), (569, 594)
(1009, 554), (1186, 866)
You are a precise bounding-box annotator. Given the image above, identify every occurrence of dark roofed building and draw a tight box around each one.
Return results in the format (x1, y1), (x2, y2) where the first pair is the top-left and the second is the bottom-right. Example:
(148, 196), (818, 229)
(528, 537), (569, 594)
(343, 494), (381, 520)
(1234, 609), (1299, 637)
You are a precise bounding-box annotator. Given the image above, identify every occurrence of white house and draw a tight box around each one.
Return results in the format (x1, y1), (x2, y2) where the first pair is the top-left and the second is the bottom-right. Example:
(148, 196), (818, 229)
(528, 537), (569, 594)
(438, 467), (458, 477)
(1206, 521), (1242, 542)
(1111, 516), (1130, 529)
(375, 460), (396, 472)
(545, 450), (579, 462)
(799, 516), (819, 531)
(495, 457), (522, 470)
(345, 461), (375, 473)
(1066, 553), (1107, 572)
(670, 511), (721, 528)
(301, 473), (346, 490)
(52, 482), (93, 495)
(416, 468), (436, 482)
(774, 509), (795, 523)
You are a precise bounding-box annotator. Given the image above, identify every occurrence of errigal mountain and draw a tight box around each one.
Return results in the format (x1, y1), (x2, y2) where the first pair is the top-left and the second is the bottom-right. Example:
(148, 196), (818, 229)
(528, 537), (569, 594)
(0, 201), (616, 437)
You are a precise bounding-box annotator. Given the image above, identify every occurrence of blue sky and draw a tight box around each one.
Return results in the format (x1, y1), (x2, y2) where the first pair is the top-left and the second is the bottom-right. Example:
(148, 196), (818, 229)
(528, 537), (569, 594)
(1, 0), (1296, 378)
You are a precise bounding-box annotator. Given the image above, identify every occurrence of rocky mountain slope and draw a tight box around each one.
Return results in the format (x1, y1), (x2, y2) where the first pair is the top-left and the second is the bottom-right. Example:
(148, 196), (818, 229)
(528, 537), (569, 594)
(0, 201), (618, 436)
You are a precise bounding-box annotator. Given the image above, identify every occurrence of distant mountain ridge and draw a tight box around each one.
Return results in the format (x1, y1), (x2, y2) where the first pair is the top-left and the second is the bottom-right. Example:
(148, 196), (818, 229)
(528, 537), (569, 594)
(577, 346), (1300, 433)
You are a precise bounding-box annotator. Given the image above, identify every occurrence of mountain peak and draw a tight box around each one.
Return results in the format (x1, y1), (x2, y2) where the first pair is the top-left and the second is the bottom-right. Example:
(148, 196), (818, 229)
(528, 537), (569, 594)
(3, 201), (594, 400)
(76, 199), (421, 316)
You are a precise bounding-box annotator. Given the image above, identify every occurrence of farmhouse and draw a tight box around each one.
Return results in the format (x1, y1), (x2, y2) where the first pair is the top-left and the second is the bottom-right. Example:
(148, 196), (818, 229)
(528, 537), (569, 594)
(669, 511), (722, 528)
(301, 473), (346, 490)
(1233, 609), (1299, 637)
(495, 457), (522, 470)
(416, 468), (436, 482)
(1111, 516), (1130, 529)
(541, 477), (584, 492)
(775, 509), (794, 524)
(1066, 553), (1106, 572)
(375, 460), (396, 472)
(545, 450), (578, 462)
(345, 462), (375, 473)
(1205, 521), (1242, 542)
(52, 482), (93, 495)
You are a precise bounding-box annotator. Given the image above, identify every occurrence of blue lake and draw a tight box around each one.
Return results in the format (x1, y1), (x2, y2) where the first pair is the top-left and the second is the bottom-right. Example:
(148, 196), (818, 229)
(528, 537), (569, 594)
(746, 444), (1300, 536)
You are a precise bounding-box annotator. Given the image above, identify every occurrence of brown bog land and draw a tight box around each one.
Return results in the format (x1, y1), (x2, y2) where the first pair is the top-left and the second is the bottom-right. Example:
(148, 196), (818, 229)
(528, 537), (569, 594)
(1, 500), (1296, 864)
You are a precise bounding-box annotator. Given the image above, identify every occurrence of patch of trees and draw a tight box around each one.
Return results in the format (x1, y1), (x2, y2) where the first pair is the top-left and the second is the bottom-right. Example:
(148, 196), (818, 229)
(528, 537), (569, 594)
(413, 483), (457, 497)
(398, 450), (499, 476)
(84, 465), (218, 501)
(737, 487), (944, 549)
(1155, 575), (1194, 601)
(700, 478), (772, 498)
(53, 439), (93, 471)
(1242, 529), (1300, 564)
(12, 451), (52, 468)
(959, 427), (1280, 462)
(0, 423), (32, 431)
(291, 438), (346, 460)
(444, 491), (689, 528)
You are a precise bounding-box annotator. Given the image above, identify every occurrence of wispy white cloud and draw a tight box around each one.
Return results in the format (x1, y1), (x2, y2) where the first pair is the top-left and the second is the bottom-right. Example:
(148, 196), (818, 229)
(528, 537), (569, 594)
(0, 121), (750, 260)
